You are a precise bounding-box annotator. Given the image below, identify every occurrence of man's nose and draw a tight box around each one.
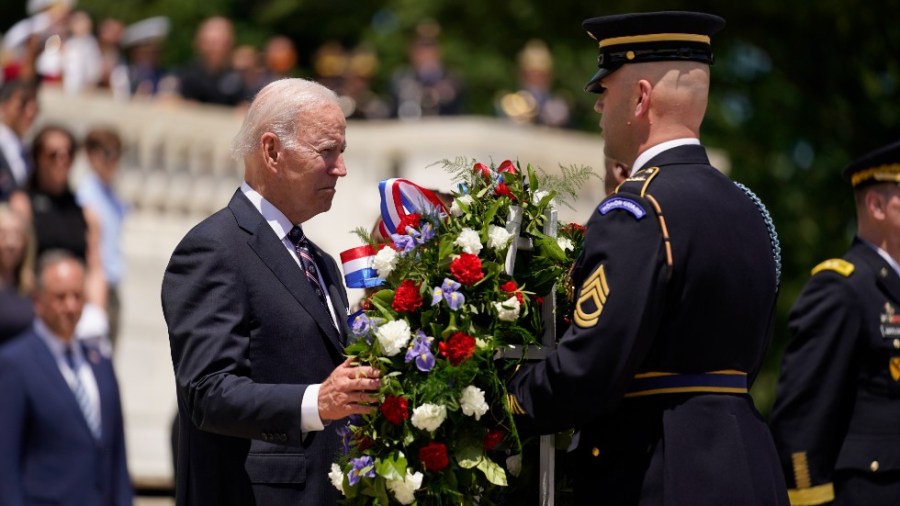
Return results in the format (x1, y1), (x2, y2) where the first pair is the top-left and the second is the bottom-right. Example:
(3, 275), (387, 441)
(332, 155), (348, 177)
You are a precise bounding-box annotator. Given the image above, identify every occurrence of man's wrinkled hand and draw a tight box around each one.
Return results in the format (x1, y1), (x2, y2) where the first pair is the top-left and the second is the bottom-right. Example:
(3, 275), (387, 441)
(318, 358), (381, 421)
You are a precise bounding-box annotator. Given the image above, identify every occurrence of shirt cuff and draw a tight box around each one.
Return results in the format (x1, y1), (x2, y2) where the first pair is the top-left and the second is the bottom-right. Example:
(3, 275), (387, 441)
(300, 384), (325, 433)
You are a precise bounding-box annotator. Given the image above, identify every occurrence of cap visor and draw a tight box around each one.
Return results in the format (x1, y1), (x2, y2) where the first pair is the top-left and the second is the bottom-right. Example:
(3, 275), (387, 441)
(584, 68), (611, 93)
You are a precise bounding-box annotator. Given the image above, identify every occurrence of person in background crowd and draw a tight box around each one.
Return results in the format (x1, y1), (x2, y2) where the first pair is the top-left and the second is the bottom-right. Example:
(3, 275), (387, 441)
(506, 11), (788, 505)
(262, 35), (300, 82)
(770, 140), (900, 506)
(0, 203), (35, 344)
(0, 79), (39, 202)
(77, 126), (127, 348)
(61, 10), (102, 95)
(0, 250), (132, 505)
(177, 16), (245, 106)
(118, 16), (172, 99)
(162, 78), (380, 506)
(95, 17), (125, 90)
(497, 40), (571, 128)
(23, 125), (108, 340)
(390, 20), (464, 119)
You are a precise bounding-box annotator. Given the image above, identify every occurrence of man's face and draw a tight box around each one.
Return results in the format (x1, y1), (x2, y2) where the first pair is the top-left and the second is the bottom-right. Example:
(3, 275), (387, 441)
(36, 130), (74, 195)
(593, 69), (635, 166)
(34, 259), (85, 341)
(272, 103), (348, 223)
(1, 88), (39, 138)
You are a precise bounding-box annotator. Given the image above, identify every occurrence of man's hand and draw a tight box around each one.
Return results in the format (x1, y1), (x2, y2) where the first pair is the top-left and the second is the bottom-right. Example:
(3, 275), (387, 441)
(318, 358), (381, 421)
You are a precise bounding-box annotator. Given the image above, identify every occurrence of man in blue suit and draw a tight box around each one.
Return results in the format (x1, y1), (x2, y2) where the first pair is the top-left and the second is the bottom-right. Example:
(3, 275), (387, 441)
(0, 250), (132, 506)
(161, 78), (380, 506)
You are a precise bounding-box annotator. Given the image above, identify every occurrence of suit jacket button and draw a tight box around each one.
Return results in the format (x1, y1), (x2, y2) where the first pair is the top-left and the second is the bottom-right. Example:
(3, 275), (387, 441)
(870, 460), (880, 472)
(591, 447), (600, 457)
(893, 339), (900, 350)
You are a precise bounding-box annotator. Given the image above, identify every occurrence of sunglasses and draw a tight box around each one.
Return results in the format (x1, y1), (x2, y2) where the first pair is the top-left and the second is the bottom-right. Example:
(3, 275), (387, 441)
(41, 149), (73, 161)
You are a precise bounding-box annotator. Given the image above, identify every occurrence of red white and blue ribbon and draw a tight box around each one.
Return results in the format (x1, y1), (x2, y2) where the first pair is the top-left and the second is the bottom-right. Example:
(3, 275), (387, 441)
(340, 245), (384, 288)
(377, 178), (448, 237)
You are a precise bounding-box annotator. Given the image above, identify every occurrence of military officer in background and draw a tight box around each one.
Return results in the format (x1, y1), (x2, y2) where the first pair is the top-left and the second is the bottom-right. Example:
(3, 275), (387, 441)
(506, 11), (788, 505)
(770, 140), (900, 506)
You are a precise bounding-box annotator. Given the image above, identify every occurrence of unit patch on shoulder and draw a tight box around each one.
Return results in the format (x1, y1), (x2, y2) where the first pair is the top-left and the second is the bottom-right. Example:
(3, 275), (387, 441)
(598, 197), (646, 220)
(810, 259), (855, 277)
(574, 265), (610, 328)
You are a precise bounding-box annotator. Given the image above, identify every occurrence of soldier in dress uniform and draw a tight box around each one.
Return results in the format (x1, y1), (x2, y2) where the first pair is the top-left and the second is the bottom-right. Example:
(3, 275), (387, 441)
(506, 12), (788, 505)
(770, 140), (900, 506)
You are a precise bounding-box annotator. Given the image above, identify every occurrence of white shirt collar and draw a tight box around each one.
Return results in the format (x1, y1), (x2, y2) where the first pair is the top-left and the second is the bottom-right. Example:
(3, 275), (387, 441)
(631, 138), (701, 175)
(34, 319), (83, 364)
(241, 182), (296, 239)
(864, 240), (900, 279)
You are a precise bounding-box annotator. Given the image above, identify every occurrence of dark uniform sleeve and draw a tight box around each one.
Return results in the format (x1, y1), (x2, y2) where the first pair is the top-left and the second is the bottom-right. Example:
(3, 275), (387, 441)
(770, 268), (861, 505)
(507, 194), (668, 434)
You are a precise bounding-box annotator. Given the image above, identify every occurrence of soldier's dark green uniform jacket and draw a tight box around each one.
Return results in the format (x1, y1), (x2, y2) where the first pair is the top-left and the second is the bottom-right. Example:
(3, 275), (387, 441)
(507, 144), (789, 505)
(770, 240), (900, 505)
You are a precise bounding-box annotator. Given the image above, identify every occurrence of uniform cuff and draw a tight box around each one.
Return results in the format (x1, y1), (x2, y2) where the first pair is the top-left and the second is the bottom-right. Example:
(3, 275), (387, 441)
(787, 483), (834, 505)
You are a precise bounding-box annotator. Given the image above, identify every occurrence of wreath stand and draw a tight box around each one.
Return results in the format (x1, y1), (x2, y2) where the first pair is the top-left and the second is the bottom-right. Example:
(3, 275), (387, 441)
(496, 205), (558, 506)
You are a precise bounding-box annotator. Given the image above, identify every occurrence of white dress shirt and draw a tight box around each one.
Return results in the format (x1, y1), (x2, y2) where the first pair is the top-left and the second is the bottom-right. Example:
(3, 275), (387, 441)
(865, 240), (900, 279)
(241, 182), (330, 433)
(0, 123), (29, 186)
(631, 137), (702, 175)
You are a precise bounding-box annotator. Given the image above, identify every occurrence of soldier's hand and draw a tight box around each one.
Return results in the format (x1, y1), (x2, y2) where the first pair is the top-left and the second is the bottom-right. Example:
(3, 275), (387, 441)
(318, 358), (381, 421)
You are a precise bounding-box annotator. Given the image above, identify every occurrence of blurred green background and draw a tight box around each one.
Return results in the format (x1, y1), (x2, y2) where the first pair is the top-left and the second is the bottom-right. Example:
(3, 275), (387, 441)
(3, 0), (899, 415)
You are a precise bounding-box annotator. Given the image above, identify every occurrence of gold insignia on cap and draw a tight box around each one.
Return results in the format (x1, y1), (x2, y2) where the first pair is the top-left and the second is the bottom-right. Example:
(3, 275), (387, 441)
(850, 163), (900, 187)
(626, 50), (635, 60)
(891, 358), (900, 381)
(574, 265), (610, 328)
(810, 258), (855, 277)
(598, 32), (711, 49)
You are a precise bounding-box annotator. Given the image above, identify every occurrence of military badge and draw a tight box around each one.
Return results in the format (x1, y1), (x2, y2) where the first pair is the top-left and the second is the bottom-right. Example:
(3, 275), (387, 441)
(880, 302), (900, 338)
(891, 358), (900, 382)
(574, 265), (610, 328)
(598, 197), (646, 220)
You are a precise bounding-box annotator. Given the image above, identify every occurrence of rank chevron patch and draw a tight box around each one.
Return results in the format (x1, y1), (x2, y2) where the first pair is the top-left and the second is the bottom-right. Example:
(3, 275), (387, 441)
(574, 265), (610, 328)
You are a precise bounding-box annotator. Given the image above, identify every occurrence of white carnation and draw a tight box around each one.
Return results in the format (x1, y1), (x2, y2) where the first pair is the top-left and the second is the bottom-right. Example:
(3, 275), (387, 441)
(493, 296), (521, 322)
(373, 247), (398, 278)
(450, 195), (473, 217)
(376, 319), (411, 356)
(410, 403), (447, 432)
(459, 385), (489, 421)
(328, 463), (346, 494)
(454, 228), (483, 255)
(487, 225), (514, 250)
(386, 468), (424, 505)
(557, 237), (574, 252)
(532, 190), (550, 204)
(475, 337), (489, 349)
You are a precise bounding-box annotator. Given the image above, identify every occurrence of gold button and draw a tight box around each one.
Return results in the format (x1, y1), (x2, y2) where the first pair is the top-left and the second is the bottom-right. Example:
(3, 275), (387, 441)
(626, 51), (636, 60)
(894, 339), (900, 350)
(591, 447), (600, 457)
(870, 460), (880, 472)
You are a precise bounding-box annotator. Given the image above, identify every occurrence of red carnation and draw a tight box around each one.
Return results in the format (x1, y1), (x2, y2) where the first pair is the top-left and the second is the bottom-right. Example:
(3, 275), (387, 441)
(483, 430), (504, 451)
(494, 182), (517, 201)
(501, 280), (524, 304)
(561, 222), (587, 235)
(497, 160), (517, 174)
(535, 296), (544, 305)
(380, 395), (409, 425)
(438, 332), (476, 365)
(392, 280), (423, 312)
(473, 162), (492, 179)
(449, 253), (484, 286)
(419, 441), (450, 472)
(397, 213), (421, 234)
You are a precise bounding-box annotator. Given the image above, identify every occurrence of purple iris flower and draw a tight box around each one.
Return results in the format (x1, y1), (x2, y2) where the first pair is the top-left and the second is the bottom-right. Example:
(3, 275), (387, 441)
(431, 278), (465, 311)
(391, 233), (417, 253)
(351, 313), (374, 338)
(404, 330), (435, 372)
(416, 222), (435, 245)
(337, 422), (352, 454)
(348, 456), (375, 486)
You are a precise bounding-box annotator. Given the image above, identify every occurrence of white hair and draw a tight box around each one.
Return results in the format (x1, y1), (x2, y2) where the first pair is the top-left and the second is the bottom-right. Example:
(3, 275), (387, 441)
(231, 78), (340, 160)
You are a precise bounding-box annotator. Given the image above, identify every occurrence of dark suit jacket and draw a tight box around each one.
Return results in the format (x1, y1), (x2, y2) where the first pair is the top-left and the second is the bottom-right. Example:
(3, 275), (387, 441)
(161, 190), (350, 506)
(0, 327), (132, 506)
(0, 149), (16, 201)
(509, 145), (787, 505)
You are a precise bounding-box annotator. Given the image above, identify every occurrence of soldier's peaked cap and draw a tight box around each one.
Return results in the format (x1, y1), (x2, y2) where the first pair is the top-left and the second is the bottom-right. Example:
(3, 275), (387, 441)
(582, 11), (725, 93)
(842, 139), (900, 188)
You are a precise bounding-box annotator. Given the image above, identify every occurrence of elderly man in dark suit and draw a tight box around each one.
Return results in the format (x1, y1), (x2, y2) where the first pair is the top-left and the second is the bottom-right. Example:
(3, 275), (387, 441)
(161, 78), (380, 506)
(506, 12), (787, 505)
(0, 250), (133, 505)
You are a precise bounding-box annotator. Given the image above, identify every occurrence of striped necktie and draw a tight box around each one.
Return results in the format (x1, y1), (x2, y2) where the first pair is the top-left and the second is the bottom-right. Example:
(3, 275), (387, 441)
(287, 226), (331, 313)
(64, 346), (102, 440)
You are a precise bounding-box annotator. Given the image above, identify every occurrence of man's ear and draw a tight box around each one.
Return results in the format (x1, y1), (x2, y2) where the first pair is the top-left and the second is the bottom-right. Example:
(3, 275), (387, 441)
(260, 132), (280, 170)
(635, 79), (652, 118)
(866, 189), (886, 220)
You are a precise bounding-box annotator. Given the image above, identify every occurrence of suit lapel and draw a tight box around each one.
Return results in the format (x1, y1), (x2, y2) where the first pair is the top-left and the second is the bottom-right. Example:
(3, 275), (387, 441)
(28, 332), (97, 442)
(230, 192), (344, 353)
(309, 238), (351, 344)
